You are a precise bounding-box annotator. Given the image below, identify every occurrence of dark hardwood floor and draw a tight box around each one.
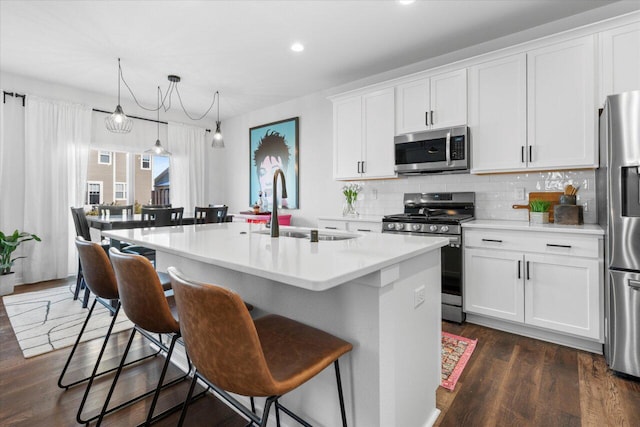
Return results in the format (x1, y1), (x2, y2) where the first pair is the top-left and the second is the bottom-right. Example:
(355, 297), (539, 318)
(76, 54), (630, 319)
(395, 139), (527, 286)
(1, 278), (639, 426)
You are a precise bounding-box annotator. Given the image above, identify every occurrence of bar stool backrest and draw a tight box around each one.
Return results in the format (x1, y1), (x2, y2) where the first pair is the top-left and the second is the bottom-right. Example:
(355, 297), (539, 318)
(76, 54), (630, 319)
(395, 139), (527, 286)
(75, 237), (119, 300)
(109, 248), (179, 334)
(168, 268), (276, 396)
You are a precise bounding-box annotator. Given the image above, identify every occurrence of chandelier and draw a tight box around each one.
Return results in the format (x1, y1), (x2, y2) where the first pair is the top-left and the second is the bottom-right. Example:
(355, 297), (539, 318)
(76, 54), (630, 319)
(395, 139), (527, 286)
(105, 58), (223, 152)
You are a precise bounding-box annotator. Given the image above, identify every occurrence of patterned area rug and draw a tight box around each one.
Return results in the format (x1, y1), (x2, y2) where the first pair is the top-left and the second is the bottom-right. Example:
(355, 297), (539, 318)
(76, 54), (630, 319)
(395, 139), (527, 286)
(441, 331), (478, 391)
(2, 285), (132, 358)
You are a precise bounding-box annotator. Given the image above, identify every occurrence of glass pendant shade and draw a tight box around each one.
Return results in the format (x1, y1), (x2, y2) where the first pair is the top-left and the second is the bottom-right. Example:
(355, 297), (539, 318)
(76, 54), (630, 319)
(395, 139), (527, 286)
(212, 121), (224, 148)
(105, 104), (133, 133)
(146, 139), (171, 156)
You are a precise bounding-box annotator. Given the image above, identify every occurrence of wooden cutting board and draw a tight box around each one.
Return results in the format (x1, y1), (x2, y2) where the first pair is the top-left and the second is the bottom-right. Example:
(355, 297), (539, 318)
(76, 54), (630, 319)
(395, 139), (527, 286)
(512, 191), (563, 223)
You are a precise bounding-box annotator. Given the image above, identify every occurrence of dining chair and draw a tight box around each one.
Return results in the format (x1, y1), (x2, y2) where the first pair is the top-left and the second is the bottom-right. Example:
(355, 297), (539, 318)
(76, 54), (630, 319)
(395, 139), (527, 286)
(194, 206), (228, 224)
(97, 204), (134, 216)
(142, 207), (184, 227)
(168, 267), (353, 427)
(61, 237), (164, 425)
(70, 207), (109, 307)
(97, 248), (196, 426)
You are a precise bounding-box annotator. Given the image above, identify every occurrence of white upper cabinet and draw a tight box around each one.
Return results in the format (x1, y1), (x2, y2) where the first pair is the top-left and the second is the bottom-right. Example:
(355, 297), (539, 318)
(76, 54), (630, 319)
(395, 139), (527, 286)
(600, 22), (640, 103)
(333, 88), (396, 180)
(527, 35), (597, 170)
(469, 53), (527, 173)
(470, 35), (598, 173)
(395, 69), (467, 135)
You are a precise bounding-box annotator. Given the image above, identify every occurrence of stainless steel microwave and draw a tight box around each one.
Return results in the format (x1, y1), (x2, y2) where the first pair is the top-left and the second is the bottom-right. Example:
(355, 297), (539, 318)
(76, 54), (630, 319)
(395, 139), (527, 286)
(394, 126), (469, 174)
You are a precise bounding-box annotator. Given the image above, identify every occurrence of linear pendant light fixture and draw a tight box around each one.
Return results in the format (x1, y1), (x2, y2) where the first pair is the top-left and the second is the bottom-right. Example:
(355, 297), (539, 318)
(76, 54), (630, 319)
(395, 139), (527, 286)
(105, 58), (133, 133)
(146, 86), (171, 156)
(105, 58), (223, 149)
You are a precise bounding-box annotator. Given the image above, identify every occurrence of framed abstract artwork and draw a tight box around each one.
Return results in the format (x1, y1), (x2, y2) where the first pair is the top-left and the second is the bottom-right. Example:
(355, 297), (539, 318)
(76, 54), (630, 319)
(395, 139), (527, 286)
(249, 117), (299, 210)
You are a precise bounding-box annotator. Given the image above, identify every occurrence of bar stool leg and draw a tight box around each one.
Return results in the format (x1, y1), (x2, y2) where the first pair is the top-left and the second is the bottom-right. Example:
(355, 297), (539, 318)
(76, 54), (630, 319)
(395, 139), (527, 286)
(144, 333), (180, 425)
(335, 360), (348, 427)
(178, 373), (199, 427)
(58, 299), (98, 389)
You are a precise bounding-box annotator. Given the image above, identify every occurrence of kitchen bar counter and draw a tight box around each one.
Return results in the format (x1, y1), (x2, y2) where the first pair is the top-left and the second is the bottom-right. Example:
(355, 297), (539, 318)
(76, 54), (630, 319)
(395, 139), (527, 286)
(462, 219), (604, 235)
(103, 223), (447, 427)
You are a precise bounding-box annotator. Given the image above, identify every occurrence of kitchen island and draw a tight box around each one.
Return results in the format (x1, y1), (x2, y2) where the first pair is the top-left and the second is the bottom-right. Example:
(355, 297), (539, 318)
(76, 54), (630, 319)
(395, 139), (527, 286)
(104, 222), (447, 427)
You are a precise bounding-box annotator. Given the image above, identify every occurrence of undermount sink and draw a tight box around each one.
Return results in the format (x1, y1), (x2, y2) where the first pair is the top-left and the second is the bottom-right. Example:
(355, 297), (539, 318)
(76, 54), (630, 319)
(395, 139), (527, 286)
(253, 229), (358, 241)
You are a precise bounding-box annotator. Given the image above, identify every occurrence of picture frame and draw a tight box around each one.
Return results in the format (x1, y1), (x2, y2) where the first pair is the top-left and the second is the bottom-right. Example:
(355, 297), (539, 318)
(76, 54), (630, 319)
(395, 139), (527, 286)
(249, 117), (299, 210)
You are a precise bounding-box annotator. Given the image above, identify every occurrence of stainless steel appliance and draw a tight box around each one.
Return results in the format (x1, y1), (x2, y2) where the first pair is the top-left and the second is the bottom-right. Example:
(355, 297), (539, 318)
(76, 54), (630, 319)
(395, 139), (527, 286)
(394, 126), (469, 175)
(597, 90), (640, 378)
(382, 192), (475, 323)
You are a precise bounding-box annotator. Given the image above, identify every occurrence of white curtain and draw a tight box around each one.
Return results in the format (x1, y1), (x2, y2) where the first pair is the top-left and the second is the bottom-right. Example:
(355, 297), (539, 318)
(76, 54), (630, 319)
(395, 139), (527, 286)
(23, 96), (91, 283)
(167, 122), (206, 211)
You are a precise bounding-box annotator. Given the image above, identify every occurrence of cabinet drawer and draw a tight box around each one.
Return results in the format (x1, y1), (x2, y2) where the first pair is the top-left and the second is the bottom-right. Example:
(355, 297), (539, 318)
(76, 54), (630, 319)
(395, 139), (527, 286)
(318, 219), (348, 231)
(347, 221), (381, 233)
(464, 229), (600, 258)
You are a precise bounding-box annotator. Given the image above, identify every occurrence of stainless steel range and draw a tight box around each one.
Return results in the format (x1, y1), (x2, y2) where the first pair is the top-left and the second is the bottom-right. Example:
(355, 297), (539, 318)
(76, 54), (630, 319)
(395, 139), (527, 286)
(382, 192), (475, 323)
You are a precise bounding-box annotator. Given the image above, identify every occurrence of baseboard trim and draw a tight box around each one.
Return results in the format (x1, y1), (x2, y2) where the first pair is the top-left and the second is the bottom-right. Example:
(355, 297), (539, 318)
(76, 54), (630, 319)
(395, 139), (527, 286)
(466, 314), (604, 354)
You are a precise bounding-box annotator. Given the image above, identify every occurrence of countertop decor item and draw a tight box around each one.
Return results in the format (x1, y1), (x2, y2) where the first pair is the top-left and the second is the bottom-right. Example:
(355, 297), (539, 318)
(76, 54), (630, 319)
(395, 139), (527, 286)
(529, 199), (551, 224)
(342, 183), (362, 217)
(512, 191), (562, 222)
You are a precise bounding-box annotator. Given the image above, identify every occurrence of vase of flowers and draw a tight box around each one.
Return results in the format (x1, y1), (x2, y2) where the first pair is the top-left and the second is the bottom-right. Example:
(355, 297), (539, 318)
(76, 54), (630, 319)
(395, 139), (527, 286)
(342, 183), (362, 217)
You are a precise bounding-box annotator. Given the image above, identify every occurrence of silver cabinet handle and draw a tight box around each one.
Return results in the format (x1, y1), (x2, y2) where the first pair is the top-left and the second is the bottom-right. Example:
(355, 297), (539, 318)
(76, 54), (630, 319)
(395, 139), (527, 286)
(629, 279), (640, 290)
(546, 243), (572, 248)
(445, 132), (451, 165)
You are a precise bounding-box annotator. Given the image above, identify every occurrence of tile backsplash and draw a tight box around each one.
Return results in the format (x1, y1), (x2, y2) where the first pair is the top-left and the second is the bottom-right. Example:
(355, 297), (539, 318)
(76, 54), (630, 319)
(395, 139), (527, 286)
(353, 169), (597, 223)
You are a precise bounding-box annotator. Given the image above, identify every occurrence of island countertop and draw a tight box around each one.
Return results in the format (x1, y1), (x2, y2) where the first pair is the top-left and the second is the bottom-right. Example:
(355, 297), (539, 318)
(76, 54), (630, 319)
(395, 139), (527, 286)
(103, 222), (447, 291)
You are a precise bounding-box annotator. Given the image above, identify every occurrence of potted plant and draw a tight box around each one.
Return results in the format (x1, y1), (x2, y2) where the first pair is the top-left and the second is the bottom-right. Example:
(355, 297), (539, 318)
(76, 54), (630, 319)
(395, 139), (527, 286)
(529, 200), (551, 224)
(1, 230), (41, 296)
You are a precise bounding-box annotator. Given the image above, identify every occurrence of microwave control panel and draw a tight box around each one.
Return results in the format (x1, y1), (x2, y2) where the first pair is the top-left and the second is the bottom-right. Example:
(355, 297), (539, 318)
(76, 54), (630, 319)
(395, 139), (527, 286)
(451, 136), (465, 160)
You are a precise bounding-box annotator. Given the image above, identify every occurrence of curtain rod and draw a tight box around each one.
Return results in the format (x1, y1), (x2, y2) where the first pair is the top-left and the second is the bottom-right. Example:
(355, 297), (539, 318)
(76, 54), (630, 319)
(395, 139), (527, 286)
(93, 108), (211, 132)
(2, 91), (211, 132)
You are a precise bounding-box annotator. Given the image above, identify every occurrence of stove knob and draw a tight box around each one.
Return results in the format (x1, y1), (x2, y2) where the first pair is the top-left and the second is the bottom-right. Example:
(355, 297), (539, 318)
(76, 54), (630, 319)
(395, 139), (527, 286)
(386, 223), (395, 230)
(395, 223), (405, 230)
(440, 225), (449, 233)
(412, 224), (421, 231)
(429, 225), (438, 232)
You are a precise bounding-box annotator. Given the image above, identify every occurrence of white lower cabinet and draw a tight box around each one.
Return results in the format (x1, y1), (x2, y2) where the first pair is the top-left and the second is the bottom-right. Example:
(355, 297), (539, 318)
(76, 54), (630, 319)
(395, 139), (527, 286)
(318, 218), (381, 233)
(464, 228), (603, 343)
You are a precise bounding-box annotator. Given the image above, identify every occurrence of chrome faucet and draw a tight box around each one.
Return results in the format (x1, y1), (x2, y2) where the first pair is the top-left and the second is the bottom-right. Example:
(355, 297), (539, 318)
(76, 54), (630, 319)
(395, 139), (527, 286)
(270, 169), (288, 237)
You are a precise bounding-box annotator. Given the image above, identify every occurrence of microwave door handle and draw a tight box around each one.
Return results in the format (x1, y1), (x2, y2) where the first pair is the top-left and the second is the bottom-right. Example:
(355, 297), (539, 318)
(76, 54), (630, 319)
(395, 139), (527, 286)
(446, 132), (451, 165)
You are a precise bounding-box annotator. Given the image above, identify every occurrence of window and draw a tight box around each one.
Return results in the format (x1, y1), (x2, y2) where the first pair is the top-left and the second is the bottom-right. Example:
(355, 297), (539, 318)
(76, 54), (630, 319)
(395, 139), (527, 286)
(98, 151), (112, 165)
(115, 182), (127, 200)
(141, 154), (151, 170)
(87, 181), (102, 205)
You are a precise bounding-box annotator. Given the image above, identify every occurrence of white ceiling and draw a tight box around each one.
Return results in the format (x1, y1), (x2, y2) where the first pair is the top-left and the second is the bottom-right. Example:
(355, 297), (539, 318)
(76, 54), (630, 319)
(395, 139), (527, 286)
(0, 0), (629, 122)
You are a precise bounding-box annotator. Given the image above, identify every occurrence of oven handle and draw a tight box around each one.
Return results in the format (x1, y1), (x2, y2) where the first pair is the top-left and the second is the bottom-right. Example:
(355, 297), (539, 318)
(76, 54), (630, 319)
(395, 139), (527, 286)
(382, 230), (461, 246)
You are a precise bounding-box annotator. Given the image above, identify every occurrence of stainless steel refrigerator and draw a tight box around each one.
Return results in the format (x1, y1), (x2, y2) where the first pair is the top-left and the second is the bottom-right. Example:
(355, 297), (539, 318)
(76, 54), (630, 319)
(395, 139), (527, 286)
(597, 90), (640, 378)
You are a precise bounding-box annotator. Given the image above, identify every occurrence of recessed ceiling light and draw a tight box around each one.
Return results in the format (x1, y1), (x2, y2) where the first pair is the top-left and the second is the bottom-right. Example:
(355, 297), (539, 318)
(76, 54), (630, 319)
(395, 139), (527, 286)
(291, 42), (304, 52)
(398, 0), (415, 5)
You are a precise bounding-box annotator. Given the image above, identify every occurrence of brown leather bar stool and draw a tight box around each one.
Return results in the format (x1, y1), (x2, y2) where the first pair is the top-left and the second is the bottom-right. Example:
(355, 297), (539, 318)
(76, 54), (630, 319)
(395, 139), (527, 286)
(61, 237), (163, 425)
(98, 248), (196, 426)
(168, 267), (353, 427)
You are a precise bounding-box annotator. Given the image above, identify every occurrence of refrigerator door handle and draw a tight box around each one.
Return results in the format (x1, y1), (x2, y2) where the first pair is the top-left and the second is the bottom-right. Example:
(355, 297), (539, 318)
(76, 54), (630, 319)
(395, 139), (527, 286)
(629, 279), (640, 290)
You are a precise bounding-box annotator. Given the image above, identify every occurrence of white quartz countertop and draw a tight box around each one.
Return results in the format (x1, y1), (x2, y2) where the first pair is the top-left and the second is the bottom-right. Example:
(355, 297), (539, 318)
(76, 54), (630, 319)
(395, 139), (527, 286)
(462, 219), (604, 235)
(103, 223), (447, 291)
(317, 215), (383, 223)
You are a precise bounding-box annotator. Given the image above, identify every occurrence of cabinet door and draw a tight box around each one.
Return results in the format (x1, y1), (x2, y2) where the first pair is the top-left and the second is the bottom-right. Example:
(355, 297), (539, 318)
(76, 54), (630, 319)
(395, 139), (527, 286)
(395, 78), (430, 135)
(469, 54), (527, 173)
(362, 88), (396, 179)
(333, 97), (363, 180)
(347, 220), (381, 233)
(464, 248), (524, 322)
(318, 219), (348, 230)
(600, 22), (640, 103)
(524, 254), (601, 340)
(430, 69), (467, 130)
(527, 35), (597, 170)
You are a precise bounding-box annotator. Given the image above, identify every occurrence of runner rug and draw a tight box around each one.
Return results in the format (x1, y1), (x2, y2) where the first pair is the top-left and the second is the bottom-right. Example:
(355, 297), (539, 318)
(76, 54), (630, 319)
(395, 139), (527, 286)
(2, 285), (132, 358)
(441, 331), (478, 391)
